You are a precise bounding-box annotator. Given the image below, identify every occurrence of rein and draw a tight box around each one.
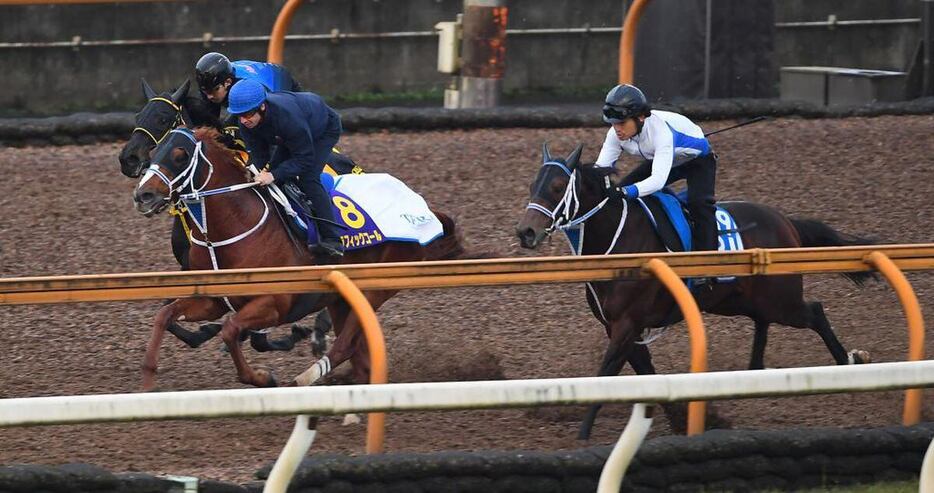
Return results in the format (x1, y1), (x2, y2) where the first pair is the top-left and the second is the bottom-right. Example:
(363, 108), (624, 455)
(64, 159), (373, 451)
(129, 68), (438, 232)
(132, 97), (188, 145)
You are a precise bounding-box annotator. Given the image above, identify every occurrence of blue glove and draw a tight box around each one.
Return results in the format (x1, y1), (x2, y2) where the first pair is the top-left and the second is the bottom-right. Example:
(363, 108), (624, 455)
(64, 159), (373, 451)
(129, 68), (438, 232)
(605, 179), (638, 200)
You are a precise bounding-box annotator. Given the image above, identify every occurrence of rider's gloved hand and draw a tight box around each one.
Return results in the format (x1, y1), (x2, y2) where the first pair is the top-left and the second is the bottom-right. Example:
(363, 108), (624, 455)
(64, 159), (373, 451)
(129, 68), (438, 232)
(254, 170), (275, 186)
(604, 176), (637, 200)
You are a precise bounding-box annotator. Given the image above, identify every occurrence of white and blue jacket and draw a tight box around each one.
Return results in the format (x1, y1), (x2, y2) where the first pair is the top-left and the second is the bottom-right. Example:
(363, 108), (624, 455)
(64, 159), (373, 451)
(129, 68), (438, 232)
(595, 110), (710, 198)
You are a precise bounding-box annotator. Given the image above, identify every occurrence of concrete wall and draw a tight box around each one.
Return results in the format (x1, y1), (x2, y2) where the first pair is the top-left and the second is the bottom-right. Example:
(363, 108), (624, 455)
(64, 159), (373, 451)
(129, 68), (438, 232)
(775, 0), (921, 71)
(0, 0), (925, 117)
(0, 0), (625, 116)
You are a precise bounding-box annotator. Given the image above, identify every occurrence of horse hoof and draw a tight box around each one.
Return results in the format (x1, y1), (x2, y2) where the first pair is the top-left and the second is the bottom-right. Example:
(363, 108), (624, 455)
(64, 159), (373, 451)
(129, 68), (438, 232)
(848, 349), (871, 364)
(342, 413), (362, 426)
(256, 367), (279, 387)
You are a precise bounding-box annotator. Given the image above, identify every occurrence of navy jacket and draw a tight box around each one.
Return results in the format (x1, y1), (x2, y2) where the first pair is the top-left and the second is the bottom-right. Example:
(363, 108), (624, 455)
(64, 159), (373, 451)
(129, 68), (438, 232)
(238, 91), (340, 182)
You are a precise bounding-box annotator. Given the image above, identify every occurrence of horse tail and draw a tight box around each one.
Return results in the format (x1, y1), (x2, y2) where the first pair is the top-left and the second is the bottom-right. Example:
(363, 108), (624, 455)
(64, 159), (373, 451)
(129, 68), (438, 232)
(425, 210), (466, 260)
(789, 218), (877, 286)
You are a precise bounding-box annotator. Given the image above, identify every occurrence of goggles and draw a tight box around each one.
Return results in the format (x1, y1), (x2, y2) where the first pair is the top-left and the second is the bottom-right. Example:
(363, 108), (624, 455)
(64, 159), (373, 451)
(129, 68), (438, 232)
(602, 105), (633, 122)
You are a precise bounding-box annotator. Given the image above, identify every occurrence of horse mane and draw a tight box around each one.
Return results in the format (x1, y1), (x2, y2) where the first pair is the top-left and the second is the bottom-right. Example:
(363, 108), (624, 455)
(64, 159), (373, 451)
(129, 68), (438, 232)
(193, 127), (248, 180)
(183, 95), (222, 129)
(577, 162), (617, 190)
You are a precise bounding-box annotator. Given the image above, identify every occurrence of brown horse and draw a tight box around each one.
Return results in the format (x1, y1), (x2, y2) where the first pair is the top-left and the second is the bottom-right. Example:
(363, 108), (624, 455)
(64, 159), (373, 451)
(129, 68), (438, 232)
(133, 127), (463, 390)
(515, 144), (872, 438)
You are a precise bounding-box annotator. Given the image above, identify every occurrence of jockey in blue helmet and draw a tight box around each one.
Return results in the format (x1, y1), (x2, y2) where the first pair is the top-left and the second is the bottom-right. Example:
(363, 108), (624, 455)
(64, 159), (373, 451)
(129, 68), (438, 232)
(597, 84), (719, 257)
(228, 79), (346, 260)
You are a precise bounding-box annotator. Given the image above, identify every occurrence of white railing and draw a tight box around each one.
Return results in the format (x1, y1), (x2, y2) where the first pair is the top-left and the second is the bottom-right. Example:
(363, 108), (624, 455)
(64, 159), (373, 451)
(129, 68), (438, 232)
(1, 361), (933, 492)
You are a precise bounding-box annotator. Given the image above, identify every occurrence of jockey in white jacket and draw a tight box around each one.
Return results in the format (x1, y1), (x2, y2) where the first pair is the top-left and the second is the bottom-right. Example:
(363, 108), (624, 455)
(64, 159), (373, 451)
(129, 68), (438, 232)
(597, 84), (719, 254)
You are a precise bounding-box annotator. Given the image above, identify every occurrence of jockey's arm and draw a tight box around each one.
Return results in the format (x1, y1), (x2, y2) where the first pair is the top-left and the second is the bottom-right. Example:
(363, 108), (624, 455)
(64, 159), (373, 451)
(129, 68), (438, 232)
(628, 117), (674, 198)
(269, 122), (317, 183)
(594, 128), (623, 168)
(240, 127), (271, 173)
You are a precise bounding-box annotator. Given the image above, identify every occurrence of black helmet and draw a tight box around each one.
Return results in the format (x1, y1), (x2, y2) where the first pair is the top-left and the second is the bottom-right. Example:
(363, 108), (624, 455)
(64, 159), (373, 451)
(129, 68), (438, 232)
(602, 84), (650, 123)
(195, 52), (233, 93)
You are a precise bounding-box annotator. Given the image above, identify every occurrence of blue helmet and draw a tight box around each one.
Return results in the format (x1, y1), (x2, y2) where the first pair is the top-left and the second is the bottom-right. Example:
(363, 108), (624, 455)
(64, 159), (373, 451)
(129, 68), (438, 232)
(228, 79), (267, 115)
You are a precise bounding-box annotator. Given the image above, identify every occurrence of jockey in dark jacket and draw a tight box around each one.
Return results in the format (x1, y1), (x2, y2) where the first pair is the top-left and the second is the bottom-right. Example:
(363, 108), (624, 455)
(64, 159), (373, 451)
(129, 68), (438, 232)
(228, 79), (345, 259)
(195, 52), (302, 129)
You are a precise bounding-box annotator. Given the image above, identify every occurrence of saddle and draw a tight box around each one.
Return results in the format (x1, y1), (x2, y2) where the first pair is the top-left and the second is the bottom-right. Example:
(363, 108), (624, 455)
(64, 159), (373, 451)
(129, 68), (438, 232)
(636, 188), (745, 254)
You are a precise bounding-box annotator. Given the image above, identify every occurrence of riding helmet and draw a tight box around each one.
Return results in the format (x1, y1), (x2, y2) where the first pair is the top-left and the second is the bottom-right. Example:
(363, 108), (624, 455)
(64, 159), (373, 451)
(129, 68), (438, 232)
(228, 79), (268, 115)
(195, 52), (234, 92)
(602, 84), (650, 123)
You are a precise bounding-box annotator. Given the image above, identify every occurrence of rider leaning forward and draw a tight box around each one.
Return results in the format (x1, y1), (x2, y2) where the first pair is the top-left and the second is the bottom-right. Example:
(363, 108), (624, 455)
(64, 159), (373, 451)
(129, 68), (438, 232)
(194, 52), (302, 129)
(597, 84), (719, 256)
(227, 79), (346, 261)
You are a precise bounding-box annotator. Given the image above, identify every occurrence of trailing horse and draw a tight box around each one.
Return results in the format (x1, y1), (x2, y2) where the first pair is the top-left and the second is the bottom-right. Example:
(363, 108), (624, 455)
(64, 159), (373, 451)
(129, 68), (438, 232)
(515, 143), (873, 439)
(133, 127), (463, 390)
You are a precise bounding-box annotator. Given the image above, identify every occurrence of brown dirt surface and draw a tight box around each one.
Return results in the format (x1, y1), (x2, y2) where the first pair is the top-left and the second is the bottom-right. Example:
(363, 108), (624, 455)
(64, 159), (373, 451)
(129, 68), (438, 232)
(0, 115), (931, 483)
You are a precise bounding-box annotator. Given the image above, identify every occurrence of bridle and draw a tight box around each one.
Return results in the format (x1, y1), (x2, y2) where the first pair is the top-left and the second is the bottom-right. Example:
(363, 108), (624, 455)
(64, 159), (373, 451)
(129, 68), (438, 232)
(525, 160), (610, 234)
(132, 96), (188, 145)
(524, 160), (629, 256)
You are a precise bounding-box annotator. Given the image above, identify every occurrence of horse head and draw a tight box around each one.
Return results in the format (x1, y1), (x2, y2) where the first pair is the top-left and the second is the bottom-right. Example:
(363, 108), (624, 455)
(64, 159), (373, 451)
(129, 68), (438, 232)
(119, 78), (191, 178)
(515, 142), (584, 249)
(133, 127), (197, 216)
(133, 127), (247, 217)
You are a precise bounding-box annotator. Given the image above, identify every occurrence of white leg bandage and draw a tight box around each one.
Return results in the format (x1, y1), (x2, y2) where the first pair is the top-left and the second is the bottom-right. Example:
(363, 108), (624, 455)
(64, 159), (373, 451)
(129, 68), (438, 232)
(294, 356), (331, 386)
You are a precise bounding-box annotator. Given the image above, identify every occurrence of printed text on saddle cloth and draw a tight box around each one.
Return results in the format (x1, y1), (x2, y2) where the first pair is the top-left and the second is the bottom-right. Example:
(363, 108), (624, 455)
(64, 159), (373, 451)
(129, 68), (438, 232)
(304, 173), (444, 251)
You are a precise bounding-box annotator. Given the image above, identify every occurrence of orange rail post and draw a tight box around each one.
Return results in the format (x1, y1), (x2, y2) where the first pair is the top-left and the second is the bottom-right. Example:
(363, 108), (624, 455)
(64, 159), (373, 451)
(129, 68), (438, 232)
(267, 0), (303, 64)
(325, 271), (388, 453)
(865, 251), (926, 425)
(644, 259), (708, 435)
(618, 0), (652, 84)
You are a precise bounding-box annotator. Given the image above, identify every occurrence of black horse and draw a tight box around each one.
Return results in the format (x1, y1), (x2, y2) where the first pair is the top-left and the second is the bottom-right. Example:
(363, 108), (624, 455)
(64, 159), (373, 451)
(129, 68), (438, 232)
(119, 79), (330, 354)
(516, 144), (873, 439)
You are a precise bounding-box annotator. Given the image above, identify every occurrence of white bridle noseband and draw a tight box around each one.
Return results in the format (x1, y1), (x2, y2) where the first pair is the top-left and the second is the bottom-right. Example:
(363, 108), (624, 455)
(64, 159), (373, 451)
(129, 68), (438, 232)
(525, 160), (610, 234)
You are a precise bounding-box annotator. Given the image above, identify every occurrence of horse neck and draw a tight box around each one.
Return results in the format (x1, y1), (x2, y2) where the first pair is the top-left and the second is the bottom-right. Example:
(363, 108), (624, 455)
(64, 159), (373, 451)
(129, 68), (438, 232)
(193, 153), (266, 240)
(576, 173), (664, 255)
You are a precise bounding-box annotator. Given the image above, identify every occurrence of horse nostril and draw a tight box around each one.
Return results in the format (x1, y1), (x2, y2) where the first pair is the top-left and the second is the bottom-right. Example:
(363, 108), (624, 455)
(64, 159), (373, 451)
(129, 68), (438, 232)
(137, 191), (155, 204)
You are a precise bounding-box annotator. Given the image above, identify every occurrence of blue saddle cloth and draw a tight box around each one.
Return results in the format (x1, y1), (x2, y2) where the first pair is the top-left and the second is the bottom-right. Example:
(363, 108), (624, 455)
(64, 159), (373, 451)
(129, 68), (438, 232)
(637, 189), (744, 254)
(285, 173), (386, 251)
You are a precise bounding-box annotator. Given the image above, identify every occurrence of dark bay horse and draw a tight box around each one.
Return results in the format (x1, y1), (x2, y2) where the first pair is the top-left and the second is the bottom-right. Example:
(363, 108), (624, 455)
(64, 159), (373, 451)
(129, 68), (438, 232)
(119, 79), (222, 179)
(132, 127), (463, 390)
(515, 144), (872, 439)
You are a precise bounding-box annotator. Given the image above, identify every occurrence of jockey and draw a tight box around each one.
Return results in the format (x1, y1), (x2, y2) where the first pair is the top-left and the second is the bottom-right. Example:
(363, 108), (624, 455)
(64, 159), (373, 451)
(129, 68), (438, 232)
(597, 84), (718, 254)
(228, 79), (345, 260)
(195, 52), (302, 127)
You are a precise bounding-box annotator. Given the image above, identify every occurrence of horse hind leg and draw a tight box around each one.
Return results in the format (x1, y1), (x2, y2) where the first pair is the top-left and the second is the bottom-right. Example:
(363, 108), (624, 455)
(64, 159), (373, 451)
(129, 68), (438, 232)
(789, 301), (870, 365)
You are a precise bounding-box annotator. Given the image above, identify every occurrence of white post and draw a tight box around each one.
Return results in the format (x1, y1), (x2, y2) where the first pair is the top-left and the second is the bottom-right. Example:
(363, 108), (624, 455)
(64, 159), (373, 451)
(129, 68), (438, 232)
(263, 415), (318, 493)
(597, 403), (654, 493)
(921, 435), (934, 493)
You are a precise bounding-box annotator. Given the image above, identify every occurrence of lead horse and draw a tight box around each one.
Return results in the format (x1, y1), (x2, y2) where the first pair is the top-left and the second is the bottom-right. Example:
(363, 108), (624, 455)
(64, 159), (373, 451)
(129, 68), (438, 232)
(516, 144), (872, 438)
(133, 127), (463, 389)
(119, 79), (353, 354)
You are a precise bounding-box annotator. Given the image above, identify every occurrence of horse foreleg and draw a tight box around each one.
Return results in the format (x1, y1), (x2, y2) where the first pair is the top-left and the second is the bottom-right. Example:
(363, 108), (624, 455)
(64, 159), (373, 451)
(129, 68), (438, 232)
(142, 298), (226, 391)
(578, 327), (637, 440)
(749, 319), (769, 370)
(166, 321), (222, 348)
(220, 297), (283, 387)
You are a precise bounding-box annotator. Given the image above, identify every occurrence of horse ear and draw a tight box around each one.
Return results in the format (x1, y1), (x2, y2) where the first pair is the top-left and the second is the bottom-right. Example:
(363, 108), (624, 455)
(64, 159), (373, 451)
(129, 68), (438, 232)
(141, 78), (157, 100)
(566, 144), (583, 168)
(171, 79), (191, 104)
(542, 142), (553, 164)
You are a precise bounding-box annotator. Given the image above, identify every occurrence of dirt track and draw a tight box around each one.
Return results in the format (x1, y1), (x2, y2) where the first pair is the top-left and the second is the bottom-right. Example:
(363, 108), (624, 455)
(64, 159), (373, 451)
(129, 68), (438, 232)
(0, 115), (931, 483)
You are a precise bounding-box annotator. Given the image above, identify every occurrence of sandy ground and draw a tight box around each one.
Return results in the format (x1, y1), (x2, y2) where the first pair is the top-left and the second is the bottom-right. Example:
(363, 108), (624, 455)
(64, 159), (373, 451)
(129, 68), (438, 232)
(0, 115), (931, 483)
